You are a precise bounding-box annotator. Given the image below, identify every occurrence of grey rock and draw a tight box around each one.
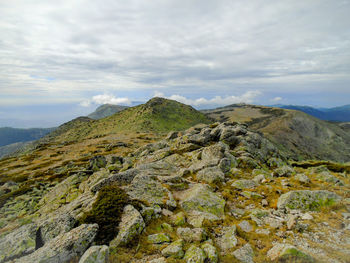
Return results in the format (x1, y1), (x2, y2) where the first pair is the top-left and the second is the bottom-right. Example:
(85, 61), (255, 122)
(176, 227), (207, 242)
(161, 239), (184, 258)
(184, 245), (206, 263)
(196, 166), (225, 184)
(295, 174), (311, 184)
(0, 223), (37, 263)
(273, 165), (294, 177)
(78, 245), (109, 263)
(277, 190), (341, 211)
(267, 243), (315, 262)
(215, 226), (238, 251)
(201, 242), (218, 263)
(179, 184), (225, 220)
(110, 205), (145, 247)
(16, 224), (98, 263)
(238, 220), (253, 232)
(233, 244), (254, 263)
(147, 233), (171, 244)
(232, 179), (258, 190)
(317, 171), (344, 186)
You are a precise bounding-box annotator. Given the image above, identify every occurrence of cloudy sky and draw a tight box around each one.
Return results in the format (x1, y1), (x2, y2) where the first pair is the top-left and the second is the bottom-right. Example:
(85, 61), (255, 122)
(1, 0), (350, 127)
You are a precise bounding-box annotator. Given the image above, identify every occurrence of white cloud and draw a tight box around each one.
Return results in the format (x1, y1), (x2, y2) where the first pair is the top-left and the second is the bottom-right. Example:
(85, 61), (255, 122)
(271, 96), (283, 102)
(154, 90), (261, 107)
(80, 94), (131, 107)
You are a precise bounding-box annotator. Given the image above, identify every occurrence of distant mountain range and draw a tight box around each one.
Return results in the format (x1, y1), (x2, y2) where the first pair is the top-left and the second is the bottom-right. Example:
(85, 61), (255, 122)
(273, 104), (350, 122)
(87, 104), (129, 119)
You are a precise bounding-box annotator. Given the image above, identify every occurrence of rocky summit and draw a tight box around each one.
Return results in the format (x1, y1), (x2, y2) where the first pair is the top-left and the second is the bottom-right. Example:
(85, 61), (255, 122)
(0, 119), (349, 263)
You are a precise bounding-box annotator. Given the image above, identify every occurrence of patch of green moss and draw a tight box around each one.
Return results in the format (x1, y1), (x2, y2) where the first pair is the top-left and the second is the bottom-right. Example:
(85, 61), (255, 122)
(279, 248), (315, 263)
(79, 184), (130, 244)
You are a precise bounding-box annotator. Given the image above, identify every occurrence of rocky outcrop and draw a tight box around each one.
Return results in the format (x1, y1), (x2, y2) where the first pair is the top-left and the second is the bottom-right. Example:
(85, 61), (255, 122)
(277, 190), (341, 211)
(110, 205), (145, 247)
(16, 224), (98, 263)
(79, 245), (109, 263)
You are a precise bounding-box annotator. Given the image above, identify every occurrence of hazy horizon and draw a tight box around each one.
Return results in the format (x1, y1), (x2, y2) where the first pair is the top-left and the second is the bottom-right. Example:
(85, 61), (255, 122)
(1, 0), (350, 127)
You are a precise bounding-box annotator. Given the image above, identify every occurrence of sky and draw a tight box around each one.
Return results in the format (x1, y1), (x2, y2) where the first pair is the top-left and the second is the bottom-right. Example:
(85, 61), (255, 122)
(0, 0), (350, 127)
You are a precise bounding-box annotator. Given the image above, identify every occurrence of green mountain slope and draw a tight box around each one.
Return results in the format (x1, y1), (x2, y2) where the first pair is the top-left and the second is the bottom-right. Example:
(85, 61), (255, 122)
(203, 104), (350, 162)
(88, 104), (129, 120)
(45, 97), (211, 143)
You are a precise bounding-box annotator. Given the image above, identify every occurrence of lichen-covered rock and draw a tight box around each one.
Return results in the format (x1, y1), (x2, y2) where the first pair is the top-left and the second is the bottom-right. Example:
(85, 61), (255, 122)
(126, 174), (177, 209)
(148, 257), (167, 263)
(179, 184), (225, 220)
(196, 167), (225, 184)
(238, 220), (253, 233)
(277, 190), (341, 211)
(171, 211), (186, 226)
(176, 227), (207, 242)
(147, 233), (171, 244)
(141, 205), (162, 224)
(273, 166), (294, 177)
(295, 174), (311, 184)
(184, 245), (206, 263)
(233, 244), (254, 263)
(267, 243), (315, 262)
(0, 223), (37, 263)
(215, 226), (238, 251)
(78, 245), (109, 263)
(317, 171), (344, 186)
(201, 242), (218, 263)
(161, 239), (184, 259)
(110, 205), (145, 247)
(232, 179), (258, 190)
(89, 155), (107, 172)
(16, 224), (98, 263)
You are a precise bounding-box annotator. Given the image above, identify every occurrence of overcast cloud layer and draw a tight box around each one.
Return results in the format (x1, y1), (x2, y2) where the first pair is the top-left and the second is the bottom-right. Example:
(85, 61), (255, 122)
(1, 0), (350, 126)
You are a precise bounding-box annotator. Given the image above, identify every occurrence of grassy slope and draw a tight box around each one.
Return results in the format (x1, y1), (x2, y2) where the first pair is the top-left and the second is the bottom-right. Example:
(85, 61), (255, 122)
(46, 98), (211, 143)
(204, 104), (350, 162)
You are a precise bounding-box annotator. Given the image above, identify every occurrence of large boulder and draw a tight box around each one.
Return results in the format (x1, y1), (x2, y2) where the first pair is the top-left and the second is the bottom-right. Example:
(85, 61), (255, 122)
(277, 190), (341, 211)
(184, 245), (206, 263)
(267, 243), (315, 262)
(78, 245), (109, 263)
(233, 244), (254, 263)
(161, 239), (184, 259)
(125, 174), (177, 209)
(0, 223), (37, 263)
(196, 167), (225, 184)
(215, 226), (238, 251)
(110, 205), (145, 247)
(16, 224), (98, 263)
(179, 184), (225, 220)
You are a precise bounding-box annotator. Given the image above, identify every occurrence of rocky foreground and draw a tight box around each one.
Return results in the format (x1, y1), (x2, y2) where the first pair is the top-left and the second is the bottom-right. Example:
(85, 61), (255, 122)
(0, 122), (349, 262)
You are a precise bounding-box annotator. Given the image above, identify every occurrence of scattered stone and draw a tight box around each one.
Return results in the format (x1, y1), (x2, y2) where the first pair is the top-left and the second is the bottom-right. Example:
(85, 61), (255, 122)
(176, 227), (207, 242)
(179, 184), (225, 220)
(184, 245), (206, 263)
(215, 226), (238, 251)
(295, 174), (311, 184)
(273, 166), (294, 177)
(255, 229), (270, 235)
(317, 171), (344, 186)
(162, 209), (174, 217)
(187, 213), (206, 227)
(301, 213), (314, 220)
(148, 257), (167, 263)
(147, 233), (171, 244)
(141, 205), (162, 224)
(233, 244), (254, 263)
(232, 179), (258, 189)
(110, 205), (145, 247)
(161, 239), (184, 259)
(267, 243), (315, 262)
(78, 245), (109, 263)
(238, 220), (253, 232)
(201, 242), (218, 263)
(261, 199), (268, 206)
(196, 167), (225, 184)
(16, 224), (98, 263)
(171, 212), (186, 226)
(287, 214), (298, 230)
(277, 190), (341, 211)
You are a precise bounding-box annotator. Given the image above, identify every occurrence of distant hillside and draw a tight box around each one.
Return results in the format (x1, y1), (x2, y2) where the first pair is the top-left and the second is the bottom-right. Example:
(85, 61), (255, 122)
(88, 104), (129, 119)
(203, 104), (350, 162)
(44, 97), (211, 143)
(277, 104), (350, 122)
(0, 127), (55, 147)
(0, 141), (30, 159)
